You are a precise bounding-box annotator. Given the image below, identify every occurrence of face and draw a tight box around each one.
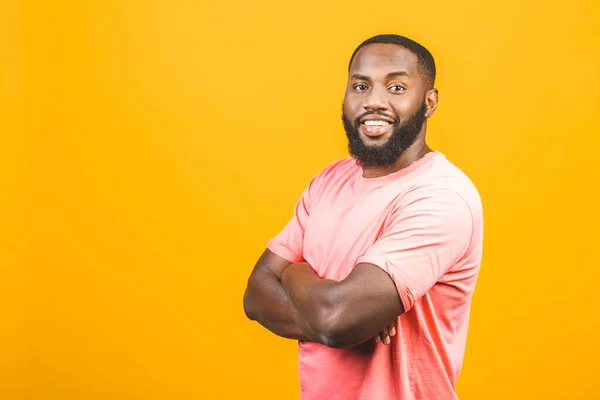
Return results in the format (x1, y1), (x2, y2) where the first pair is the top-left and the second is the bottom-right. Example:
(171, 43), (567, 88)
(342, 43), (436, 167)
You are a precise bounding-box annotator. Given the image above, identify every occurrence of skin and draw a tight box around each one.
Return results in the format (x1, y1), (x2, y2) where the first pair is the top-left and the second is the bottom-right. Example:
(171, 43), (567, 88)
(345, 43), (438, 178)
(243, 43), (438, 348)
(243, 250), (312, 340)
(243, 249), (396, 344)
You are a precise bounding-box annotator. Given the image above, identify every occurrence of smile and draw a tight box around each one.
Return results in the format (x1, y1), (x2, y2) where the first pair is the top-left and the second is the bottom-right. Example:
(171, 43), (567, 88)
(360, 119), (393, 138)
(363, 120), (391, 126)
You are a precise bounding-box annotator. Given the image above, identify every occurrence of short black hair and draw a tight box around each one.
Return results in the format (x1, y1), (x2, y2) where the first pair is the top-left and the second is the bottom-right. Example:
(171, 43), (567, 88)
(348, 34), (436, 88)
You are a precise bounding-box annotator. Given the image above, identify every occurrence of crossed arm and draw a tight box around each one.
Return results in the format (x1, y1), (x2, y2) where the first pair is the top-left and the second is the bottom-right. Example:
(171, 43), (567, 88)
(243, 249), (404, 348)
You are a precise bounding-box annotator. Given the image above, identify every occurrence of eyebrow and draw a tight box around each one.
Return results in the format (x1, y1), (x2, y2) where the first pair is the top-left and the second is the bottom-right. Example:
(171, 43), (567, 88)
(386, 71), (410, 79)
(351, 73), (370, 81)
(350, 71), (410, 81)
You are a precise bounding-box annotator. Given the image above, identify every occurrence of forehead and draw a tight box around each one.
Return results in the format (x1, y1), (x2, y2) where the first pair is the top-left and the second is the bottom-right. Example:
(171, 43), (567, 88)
(349, 43), (419, 78)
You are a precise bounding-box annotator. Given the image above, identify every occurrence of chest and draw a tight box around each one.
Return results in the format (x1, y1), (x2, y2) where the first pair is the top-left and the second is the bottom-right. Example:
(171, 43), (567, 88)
(303, 184), (404, 280)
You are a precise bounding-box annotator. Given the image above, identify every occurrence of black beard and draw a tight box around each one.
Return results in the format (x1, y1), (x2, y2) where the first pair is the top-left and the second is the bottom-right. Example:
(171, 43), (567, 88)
(342, 102), (427, 168)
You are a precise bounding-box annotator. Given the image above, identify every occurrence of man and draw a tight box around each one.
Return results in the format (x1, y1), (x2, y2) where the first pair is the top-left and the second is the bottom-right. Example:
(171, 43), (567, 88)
(243, 34), (483, 400)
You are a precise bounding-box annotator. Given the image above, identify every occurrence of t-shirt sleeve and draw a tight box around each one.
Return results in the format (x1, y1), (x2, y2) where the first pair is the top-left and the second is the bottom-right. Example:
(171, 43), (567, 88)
(356, 189), (473, 312)
(266, 177), (315, 263)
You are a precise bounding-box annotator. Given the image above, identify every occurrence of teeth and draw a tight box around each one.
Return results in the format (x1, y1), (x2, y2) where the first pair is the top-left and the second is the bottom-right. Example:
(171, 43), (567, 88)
(364, 120), (390, 126)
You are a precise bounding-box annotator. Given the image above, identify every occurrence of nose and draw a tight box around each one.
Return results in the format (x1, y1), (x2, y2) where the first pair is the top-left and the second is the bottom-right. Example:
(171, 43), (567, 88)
(362, 86), (390, 112)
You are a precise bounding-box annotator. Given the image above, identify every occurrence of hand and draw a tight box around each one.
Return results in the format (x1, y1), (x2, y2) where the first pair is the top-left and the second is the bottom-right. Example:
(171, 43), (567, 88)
(375, 323), (396, 345)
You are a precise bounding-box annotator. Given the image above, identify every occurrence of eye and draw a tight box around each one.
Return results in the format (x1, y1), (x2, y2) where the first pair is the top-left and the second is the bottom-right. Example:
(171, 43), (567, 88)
(389, 85), (406, 92)
(354, 84), (368, 92)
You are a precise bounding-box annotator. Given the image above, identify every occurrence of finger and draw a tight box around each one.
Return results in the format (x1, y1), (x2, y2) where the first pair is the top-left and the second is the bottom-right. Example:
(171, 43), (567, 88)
(376, 330), (386, 344)
(389, 325), (396, 337)
(380, 327), (390, 345)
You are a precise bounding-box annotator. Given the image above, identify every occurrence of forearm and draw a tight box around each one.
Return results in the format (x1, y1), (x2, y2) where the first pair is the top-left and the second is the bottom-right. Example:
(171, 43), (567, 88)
(281, 263), (400, 348)
(281, 263), (339, 345)
(243, 269), (312, 341)
(284, 287), (327, 343)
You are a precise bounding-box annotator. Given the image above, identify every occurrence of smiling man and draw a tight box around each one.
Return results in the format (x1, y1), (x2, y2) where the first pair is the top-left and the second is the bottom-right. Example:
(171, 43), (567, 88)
(243, 34), (483, 400)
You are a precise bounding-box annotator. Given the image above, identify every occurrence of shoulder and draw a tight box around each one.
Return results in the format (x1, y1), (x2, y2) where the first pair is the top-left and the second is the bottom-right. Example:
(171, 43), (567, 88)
(308, 157), (359, 192)
(405, 152), (483, 220)
(316, 157), (358, 179)
(399, 153), (484, 256)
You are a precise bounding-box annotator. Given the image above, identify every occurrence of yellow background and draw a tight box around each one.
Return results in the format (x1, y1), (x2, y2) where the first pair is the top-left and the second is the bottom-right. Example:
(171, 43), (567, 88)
(1, 0), (599, 399)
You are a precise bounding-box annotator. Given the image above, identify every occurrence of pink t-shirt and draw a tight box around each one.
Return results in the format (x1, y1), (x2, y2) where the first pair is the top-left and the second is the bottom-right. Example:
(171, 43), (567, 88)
(267, 151), (483, 400)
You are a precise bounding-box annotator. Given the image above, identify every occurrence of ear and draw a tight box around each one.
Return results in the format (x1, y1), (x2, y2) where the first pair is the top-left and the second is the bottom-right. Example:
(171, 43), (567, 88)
(424, 88), (438, 118)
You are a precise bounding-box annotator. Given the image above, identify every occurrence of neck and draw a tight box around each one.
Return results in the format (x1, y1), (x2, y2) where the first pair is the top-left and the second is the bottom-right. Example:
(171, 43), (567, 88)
(361, 137), (432, 179)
